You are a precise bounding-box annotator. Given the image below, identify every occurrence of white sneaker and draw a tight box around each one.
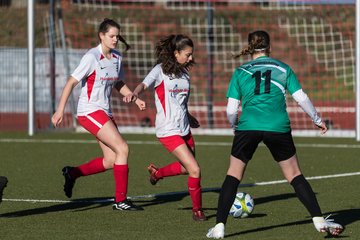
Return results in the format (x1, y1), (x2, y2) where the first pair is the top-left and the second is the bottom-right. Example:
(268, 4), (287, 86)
(313, 215), (343, 236)
(206, 223), (225, 239)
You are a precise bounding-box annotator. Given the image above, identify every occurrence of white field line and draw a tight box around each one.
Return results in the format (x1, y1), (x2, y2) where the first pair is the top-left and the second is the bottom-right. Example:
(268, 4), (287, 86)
(1, 138), (360, 148)
(3, 171), (360, 204)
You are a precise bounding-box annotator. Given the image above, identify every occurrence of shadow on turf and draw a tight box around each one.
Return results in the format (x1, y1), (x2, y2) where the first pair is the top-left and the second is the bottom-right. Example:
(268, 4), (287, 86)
(0, 197), (114, 218)
(224, 208), (357, 239)
(202, 191), (356, 238)
(125, 190), (306, 220)
(200, 192), (297, 220)
(0, 189), (307, 218)
(0, 192), (194, 218)
(129, 191), (191, 209)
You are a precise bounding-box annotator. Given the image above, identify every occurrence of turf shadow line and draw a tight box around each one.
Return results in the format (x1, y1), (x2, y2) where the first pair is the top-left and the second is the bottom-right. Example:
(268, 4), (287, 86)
(129, 192), (189, 208)
(224, 209), (356, 239)
(0, 197), (113, 218)
(202, 192), (323, 221)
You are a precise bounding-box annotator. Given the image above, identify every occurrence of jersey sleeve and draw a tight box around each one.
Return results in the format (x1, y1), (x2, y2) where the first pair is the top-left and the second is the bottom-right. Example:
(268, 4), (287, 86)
(226, 97), (240, 128)
(143, 64), (161, 89)
(226, 68), (242, 100)
(286, 67), (302, 94)
(71, 53), (95, 82)
(292, 89), (322, 125)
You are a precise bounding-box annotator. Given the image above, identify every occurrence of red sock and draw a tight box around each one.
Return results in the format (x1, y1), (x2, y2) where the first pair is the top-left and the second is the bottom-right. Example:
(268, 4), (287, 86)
(113, 164), (128, 202)
(188, 176), (202, 211)
(156, 161), (182, 179)
(70, 157), (106, 179)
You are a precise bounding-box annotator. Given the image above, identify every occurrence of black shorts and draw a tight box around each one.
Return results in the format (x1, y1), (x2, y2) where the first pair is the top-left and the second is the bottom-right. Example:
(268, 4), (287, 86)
(231, 130), (296, 163)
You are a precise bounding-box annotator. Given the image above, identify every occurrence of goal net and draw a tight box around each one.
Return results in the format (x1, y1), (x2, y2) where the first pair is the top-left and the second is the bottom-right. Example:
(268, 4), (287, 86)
(0, 0), (355, 137)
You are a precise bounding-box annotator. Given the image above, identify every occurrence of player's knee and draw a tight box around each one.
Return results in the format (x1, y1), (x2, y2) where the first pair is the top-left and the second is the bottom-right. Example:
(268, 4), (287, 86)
(103, 159), (115, 168)
(188, 165), (201, 178)
(115, 142), (129, 158)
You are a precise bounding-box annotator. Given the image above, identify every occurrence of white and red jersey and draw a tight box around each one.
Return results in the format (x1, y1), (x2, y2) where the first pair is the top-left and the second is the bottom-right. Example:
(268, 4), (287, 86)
(143, 64), (190, 138)
(72, 44), (125, 117)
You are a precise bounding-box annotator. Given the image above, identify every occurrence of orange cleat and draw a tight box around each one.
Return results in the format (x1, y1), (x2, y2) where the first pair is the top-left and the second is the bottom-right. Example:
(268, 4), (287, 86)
(147, 164), (160, 185)
(192, 209), (208, 221)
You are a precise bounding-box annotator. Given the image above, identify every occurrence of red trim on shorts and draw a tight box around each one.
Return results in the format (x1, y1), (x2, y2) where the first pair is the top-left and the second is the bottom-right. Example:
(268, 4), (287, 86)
(77, 110), (114, 136)
(158, 132), (195, 152)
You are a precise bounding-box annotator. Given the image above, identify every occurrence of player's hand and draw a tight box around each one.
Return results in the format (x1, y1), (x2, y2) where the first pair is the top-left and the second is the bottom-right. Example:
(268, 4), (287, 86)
(231, 124), (237, 135)
(51, 111), (63, 128)
(316, 122), (328, 135)
(123, 93), (138, 103)
(188, 114), (200, 128)
(135, 98), (146, 111)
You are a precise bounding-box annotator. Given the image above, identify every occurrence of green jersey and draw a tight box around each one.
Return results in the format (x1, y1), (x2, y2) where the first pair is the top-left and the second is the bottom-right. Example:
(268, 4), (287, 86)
(227, 56), (302, 132)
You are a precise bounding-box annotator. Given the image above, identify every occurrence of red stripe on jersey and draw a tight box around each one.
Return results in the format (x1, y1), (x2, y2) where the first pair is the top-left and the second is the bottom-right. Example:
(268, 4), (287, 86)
(155, 80), (166, 116)
(100, 54), (105, 60)
(87, 70), (96, 101)
(112, 53), (118, 59)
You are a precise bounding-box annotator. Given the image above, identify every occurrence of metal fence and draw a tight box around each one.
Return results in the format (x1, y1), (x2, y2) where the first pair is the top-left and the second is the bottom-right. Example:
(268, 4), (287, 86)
(0, 0), (356, 136)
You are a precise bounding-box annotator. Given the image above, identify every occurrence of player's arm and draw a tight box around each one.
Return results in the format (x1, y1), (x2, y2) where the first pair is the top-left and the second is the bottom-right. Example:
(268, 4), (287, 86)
(226, 97), (240, 129)
(292, 89), (327, 134)
(131, 83), (148, 111)
(115, 81), (146, 110)
(134, 65), (159, 97)
(133, 82), (148, 96)
(131, 67), (159, 110)
(52, 76), (79, 127)
(115, 62), (138, 103)
(226, 68), (242, 130)
(115, 81), (138, 102)
(188, 112), (200, 128)
(185, 86), (199, 128)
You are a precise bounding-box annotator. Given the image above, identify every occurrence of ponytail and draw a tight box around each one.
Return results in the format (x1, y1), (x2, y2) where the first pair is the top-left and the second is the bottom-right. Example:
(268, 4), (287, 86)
(233, 30), (270, 59)
(155, 34), (194, 77)
(117, 34), (131, 52)
(98, 18), (131, 52)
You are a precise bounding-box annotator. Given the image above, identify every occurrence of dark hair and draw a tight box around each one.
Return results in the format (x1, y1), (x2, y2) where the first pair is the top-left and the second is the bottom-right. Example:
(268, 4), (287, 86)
(233, 30), (270, 58)
(155, 34), (194, 78)
(98, 18), (131, 51)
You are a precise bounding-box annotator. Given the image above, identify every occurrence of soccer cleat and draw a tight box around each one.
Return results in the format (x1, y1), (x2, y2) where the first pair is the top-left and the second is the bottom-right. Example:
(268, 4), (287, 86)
(206, 223), (225, 239)
(313, 215), (344, 236)
(0, 176), (8, 203)
(112, 199), (144, 211)
(192, 209), (208, 221)
(147, 164), (161, 185)
(62, 166), (76, 198)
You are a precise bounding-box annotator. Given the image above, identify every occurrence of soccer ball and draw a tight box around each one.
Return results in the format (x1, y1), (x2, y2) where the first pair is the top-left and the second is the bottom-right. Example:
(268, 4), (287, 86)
(229, 192), (254, 218)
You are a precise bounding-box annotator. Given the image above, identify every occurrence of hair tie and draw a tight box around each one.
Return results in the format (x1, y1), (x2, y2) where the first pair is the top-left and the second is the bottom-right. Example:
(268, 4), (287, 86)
(254, 47), (268, 52)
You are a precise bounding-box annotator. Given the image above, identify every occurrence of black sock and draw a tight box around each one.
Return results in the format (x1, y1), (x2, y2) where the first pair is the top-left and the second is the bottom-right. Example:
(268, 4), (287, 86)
(216, 175), (240, 224)
(290, 174), (322, 217)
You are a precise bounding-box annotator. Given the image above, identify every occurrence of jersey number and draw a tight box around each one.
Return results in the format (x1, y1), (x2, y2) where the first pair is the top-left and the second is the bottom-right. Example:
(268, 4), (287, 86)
(252, 70), (271, 95)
